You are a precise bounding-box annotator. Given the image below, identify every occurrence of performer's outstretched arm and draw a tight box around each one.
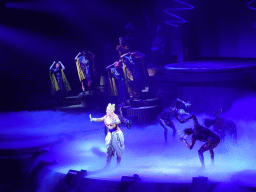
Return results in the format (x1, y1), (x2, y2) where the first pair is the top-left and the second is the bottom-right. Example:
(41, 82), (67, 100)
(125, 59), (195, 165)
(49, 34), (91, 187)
(176, 116), (185, 123)
(180, 114), (197, 124)
(90, 114), (104, 122)
(170, 98), (191, 108)
(49, 61), (56, 70)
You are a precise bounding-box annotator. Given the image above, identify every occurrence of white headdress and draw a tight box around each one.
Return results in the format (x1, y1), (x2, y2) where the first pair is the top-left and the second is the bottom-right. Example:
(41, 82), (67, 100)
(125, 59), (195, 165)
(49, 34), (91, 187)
(107, 103), (115, 112)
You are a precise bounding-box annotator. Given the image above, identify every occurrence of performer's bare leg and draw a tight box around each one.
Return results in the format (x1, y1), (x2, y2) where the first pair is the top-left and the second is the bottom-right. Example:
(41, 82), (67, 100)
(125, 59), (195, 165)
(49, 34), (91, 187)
(198, 149), (205, 168)
(198, 144), (209, 168)
(166, 121), (176, 139)
(158, 119), (168, 142)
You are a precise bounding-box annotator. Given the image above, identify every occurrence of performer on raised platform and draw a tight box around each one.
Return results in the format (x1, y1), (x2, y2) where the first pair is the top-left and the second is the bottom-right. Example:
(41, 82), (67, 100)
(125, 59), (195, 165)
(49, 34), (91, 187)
(107, 60), (130, 104)
(180, 114), (220, 168)
(90, 103), (125, 166)
(158, 98), (191, 142)
(49, 61), (71, 106)
(116, 37), (130, 59)
(75, 50), (96, 94)
(121, 51), (149, 99)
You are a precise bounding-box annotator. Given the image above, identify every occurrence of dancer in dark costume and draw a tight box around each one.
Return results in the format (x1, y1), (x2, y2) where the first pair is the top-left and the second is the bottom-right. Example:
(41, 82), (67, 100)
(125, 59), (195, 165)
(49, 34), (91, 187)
(90, 103), (124, 166)
(121, 51), (149, 99)
(49, 61), (71, 106)
(180, 114), (220, 168)
(158, 98), (191, 142)
(107, 61), (130, 104)
(203, 108), (237, 142)
(75, 50), (96, 94)
(118, 103), (132, 129)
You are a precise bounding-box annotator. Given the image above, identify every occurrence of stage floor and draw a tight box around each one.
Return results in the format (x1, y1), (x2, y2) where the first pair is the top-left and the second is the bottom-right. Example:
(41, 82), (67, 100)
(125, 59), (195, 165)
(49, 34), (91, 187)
(1, 94), (256, 190)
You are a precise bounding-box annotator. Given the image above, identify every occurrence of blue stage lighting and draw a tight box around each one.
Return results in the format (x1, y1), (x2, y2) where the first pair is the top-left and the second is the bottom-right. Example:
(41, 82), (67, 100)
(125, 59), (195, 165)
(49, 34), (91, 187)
(164, 0), (193, 27)
(247, 0), (256, 28)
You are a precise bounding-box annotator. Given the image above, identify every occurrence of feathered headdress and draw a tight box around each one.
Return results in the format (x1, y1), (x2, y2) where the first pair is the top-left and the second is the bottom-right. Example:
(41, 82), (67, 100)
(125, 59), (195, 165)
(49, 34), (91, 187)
(107, 103), (115, 112)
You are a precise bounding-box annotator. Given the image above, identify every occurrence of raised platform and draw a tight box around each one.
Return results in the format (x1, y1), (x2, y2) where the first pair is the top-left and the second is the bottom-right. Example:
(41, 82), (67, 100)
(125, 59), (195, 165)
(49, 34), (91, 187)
(164, 59), (256, 82)
(149, 59), (256, 114)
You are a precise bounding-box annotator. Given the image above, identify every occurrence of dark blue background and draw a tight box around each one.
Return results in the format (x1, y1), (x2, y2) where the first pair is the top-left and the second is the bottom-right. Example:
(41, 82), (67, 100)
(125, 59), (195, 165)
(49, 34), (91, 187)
(1, 0), (256, 111)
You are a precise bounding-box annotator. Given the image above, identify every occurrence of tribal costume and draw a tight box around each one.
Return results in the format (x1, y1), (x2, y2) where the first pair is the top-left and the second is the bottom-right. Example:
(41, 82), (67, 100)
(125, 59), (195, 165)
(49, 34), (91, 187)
(50, 67), (71, 94)
(75, 51), (96, 92)
(91, 104), (125, 165)
(108, 62), (129, 103)
(76, 55), (91, 82)
(203, 109), (237, 142)
(158, 98), (191, 142)
(181, 115), (220, 168)
(49, 62), (71, 106)
(122, 52), (149, 99)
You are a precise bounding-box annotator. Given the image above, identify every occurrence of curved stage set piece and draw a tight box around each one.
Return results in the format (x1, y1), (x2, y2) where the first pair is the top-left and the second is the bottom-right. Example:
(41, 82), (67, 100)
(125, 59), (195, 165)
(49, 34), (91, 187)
(151, 59), (256, 114)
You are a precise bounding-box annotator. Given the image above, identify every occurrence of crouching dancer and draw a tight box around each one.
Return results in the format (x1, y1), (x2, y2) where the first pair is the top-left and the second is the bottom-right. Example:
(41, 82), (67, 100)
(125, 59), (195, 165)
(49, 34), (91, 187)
(90, 103), (125, 166)
(158, 98), (191, 142)
(180, 114), (220, 168)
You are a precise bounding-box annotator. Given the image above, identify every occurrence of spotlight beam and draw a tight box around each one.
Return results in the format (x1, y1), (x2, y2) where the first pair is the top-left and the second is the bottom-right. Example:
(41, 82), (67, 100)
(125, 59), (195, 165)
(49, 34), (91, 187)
(0, 24), (72, 62)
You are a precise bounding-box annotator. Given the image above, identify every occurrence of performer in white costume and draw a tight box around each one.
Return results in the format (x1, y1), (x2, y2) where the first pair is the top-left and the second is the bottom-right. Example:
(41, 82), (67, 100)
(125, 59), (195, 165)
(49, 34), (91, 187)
(90, 103), (125, 166)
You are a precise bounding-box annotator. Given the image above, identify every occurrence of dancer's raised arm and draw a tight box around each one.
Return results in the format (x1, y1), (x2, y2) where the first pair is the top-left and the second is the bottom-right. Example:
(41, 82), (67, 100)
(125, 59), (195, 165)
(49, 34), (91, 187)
(49, 61), (56, 70)
(74, 52), (81, 60)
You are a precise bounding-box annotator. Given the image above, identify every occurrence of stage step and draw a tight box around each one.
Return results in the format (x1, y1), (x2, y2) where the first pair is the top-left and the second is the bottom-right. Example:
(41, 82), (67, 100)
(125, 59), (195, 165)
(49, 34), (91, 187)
(131, 98), (161, 107)
(57, 104), (87, 113)
(123, 105), (161, 125)
(65, 96), (81, 106)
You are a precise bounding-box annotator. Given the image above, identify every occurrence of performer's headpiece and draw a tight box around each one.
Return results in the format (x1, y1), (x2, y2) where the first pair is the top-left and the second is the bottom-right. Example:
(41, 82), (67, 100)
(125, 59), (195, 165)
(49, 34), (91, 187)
(107, 103), (115, 112)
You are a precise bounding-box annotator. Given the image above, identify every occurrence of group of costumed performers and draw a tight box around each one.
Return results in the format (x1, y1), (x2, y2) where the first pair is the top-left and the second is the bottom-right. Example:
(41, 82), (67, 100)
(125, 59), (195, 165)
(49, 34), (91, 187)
(157, 98), (221, 168)
(48, 34), (223, 168)
(49, 49), (96, 106)
(107, 36), (149, 105)
(90, 103), (125, 166)
(88, 99), (221, 168)
(49, 61), (71, 106)
(74, 50), (97, 94)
